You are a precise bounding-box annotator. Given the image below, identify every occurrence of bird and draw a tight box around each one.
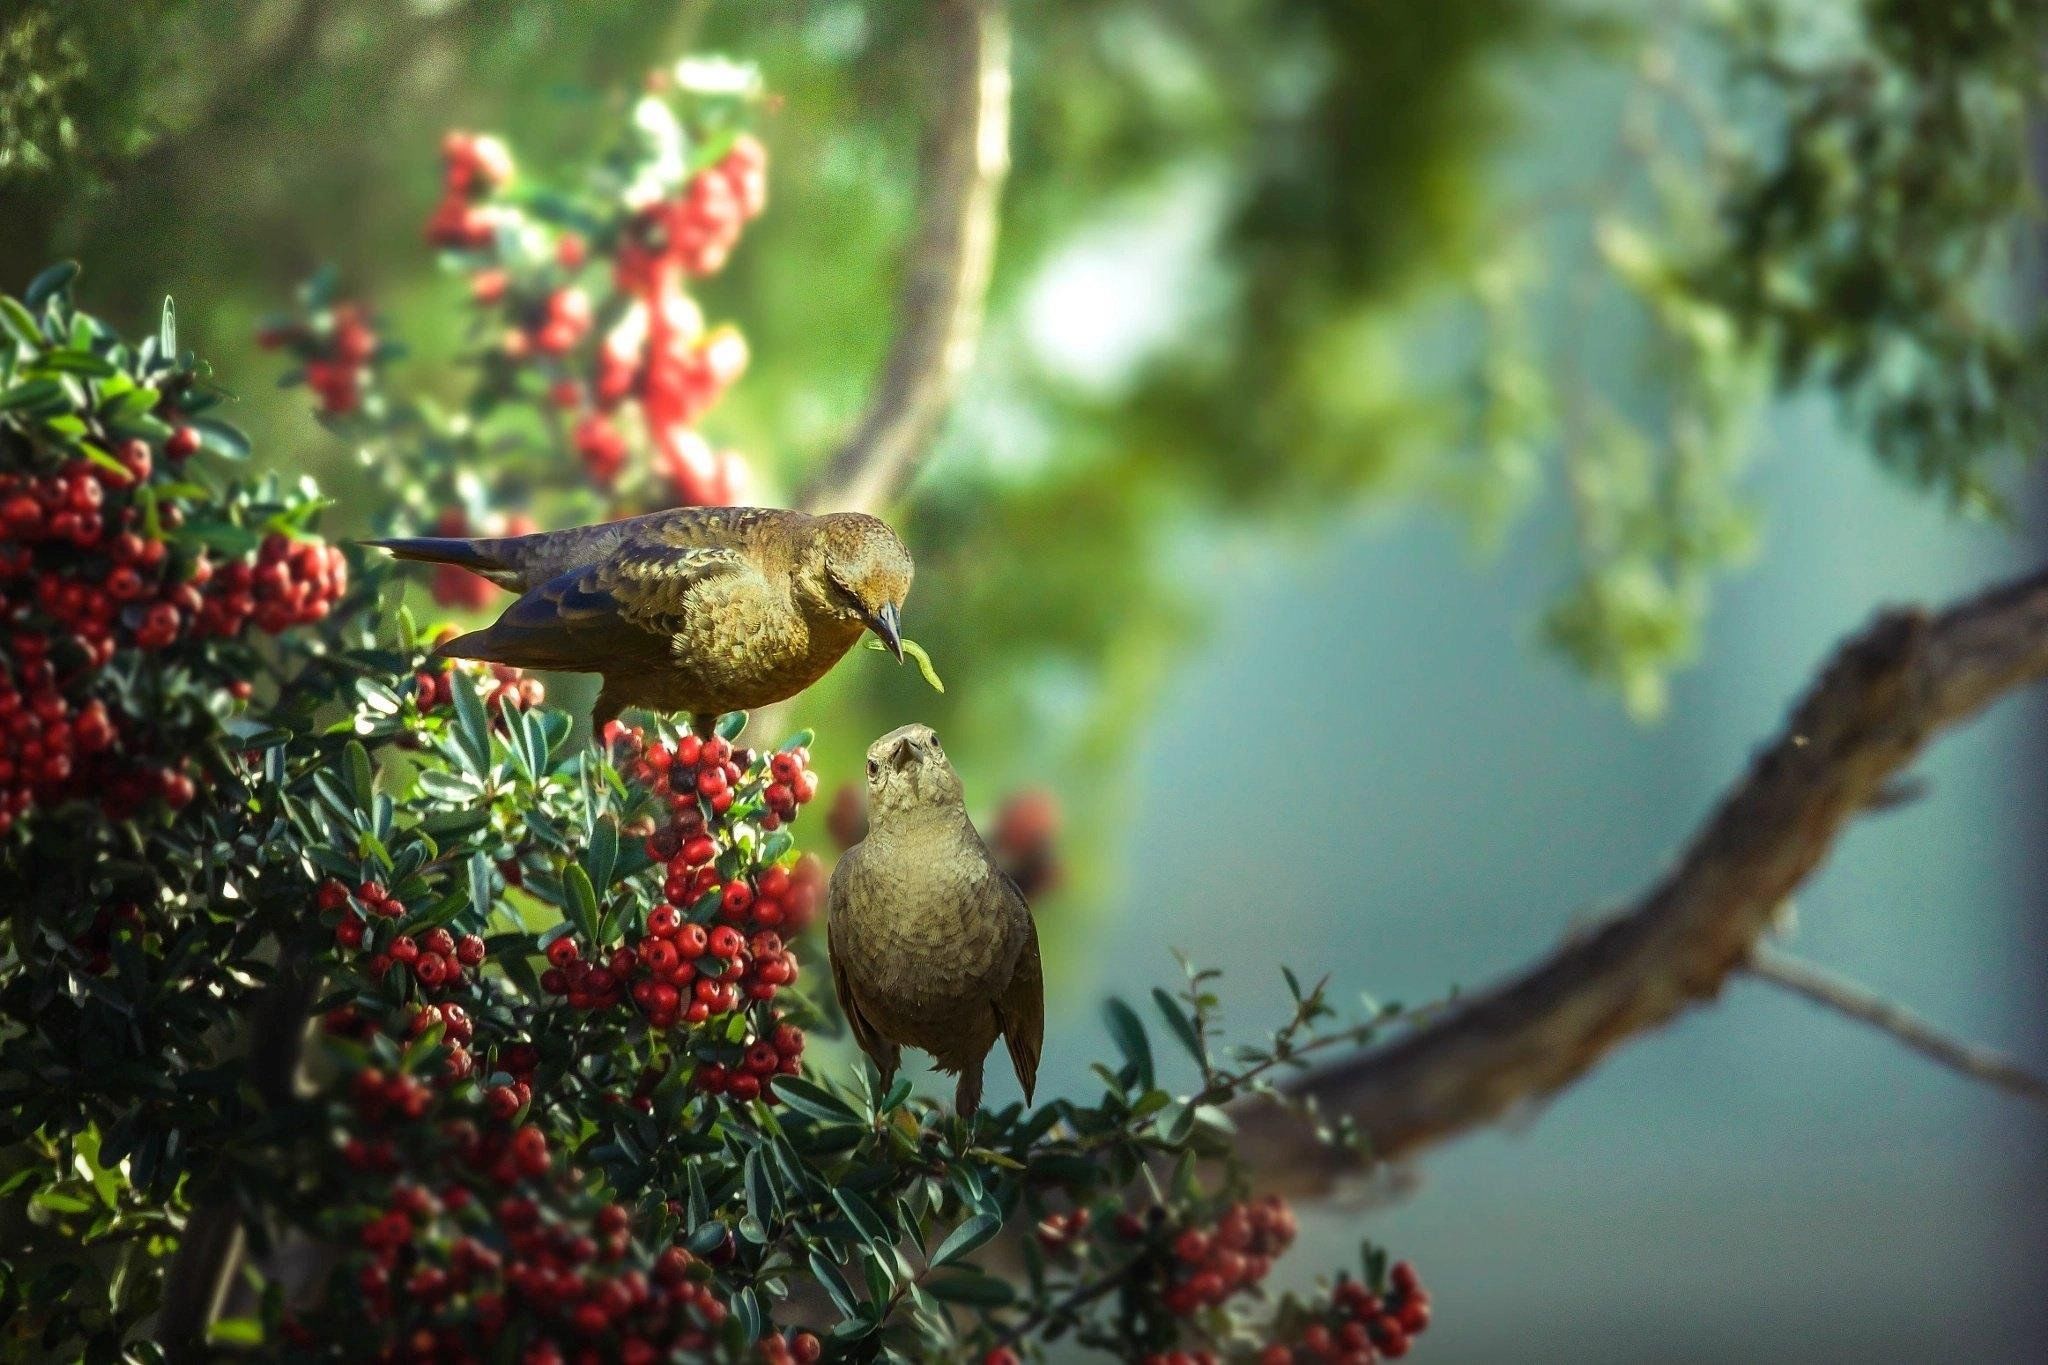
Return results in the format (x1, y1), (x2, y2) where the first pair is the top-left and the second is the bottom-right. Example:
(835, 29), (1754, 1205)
(827, 723), (1043, 1116)
(365, 506), (912, 736)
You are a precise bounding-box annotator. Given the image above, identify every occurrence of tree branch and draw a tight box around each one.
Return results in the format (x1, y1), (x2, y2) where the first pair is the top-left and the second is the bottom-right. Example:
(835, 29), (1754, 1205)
(152, 954), (318, 1358)
(1745, 945), (2048, 1105)
(795, 0), (1010, 517)
(1232, 562), (2048, 1191)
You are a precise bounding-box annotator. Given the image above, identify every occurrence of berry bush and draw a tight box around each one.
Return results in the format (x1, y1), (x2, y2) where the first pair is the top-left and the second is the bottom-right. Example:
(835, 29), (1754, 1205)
(258, 59), (772, 608)
(1, 61), (1436, 1365)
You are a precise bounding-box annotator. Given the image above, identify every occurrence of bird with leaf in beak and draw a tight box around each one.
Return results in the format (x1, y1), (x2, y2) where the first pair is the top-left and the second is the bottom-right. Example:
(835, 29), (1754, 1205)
(368, 505), (912, 736)
(828, 723), (1044, 1116)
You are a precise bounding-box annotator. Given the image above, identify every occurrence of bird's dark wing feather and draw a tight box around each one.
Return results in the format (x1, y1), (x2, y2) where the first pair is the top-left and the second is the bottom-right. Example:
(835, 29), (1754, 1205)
(994, 876), (1044, 1106)
(439, 543), (748, 670)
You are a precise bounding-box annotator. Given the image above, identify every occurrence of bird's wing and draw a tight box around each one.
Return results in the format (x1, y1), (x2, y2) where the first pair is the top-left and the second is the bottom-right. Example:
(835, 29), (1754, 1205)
(827, 859), (896, 1072)
(993, 875), (1044, 1106)
(442, 543), (751, 670)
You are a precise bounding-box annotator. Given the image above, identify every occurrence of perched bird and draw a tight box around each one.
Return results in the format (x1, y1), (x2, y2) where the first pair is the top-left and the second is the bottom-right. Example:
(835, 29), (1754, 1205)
(828, 724), (1043, 1116)
(367, 506), (912, 735)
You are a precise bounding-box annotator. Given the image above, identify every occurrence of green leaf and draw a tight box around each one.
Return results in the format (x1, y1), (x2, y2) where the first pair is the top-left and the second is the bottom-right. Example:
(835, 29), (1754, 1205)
(1153, 988), (1206, 1067)
(1103, 996), (1155, 1091)
(743, 1149), (778, 1223)
(191, 416), (251, 461)
(449, 671), (491, 772)
(0, 297), (40, 349)
(774, 1076), (861, 1125)
(584, 814), (618, 894)
(159, 296), (177, 359)
(34, 348), (116, 377)
(24, 261), (79, 308)
(833, 1188), (893, 1248)
(206, 1318), (265, 1347)
(562, 864), (600, 942)
(924, 1270), (1016, 1307)
(468, 852), (492, 922)
(344, 740), (374, 811)
(809, 1249), (863, 1319)
(0, 377), (64, 412)
(929, 1211), (1002, 1268)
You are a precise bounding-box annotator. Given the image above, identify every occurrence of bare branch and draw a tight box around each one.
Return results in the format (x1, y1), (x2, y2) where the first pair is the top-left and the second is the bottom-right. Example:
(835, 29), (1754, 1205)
(1745, 945), (2048, 1105)
(153, 957), (318, 1357)
(795, 0), (1010, 516)
(1232, 563), (2048, 1191)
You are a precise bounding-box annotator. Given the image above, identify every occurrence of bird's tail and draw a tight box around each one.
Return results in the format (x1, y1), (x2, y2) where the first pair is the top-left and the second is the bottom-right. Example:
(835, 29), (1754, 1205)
(362, 536), (525, 589)
(430, 626), (519, 664)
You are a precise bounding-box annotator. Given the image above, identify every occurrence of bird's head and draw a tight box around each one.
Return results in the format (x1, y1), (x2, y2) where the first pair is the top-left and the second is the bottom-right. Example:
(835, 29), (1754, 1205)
(805, 512), (914, 661)
(863, 723), (962, 816)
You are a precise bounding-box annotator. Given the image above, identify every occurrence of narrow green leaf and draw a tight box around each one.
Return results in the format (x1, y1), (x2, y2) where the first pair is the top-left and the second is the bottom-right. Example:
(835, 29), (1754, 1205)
(1153, 988), (1207, 1067)
(344, 740), (374, 811)
(0, 297), (40, 349)
(159, 296), (177, 359)
(468, 852), (492, 921)
(929, 1211), (1002, 1268)
(774, 1076), (860, 1125)
(809, 1249), (862, 1319)
(24, 261), (78, 308)
(924, 1270), (1016, 1307)
(562, 864), (600, 942)
(1103, 996), (1155, 1091)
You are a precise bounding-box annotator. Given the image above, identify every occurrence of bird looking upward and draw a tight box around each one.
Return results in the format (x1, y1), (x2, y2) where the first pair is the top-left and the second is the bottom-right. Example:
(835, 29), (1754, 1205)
(828, 724), (1043, 1116)
(367, 506), (912, 737)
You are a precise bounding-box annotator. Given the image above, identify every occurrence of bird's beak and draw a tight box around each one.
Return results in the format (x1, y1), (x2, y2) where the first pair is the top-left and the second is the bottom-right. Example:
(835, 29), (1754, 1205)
(869, 601), (904, 662)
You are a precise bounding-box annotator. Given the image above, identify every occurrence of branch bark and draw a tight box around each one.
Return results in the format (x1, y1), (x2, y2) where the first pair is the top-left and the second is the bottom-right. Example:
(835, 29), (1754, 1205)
(1746, 946), (2048, 1105)
(152, 955), (318, 1359)
(794, 0), (1010, 517)
(1232, 563), (2048, 1191)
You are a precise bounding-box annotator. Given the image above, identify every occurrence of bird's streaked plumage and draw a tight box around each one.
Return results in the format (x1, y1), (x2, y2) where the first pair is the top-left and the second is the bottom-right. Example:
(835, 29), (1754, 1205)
(827, 724), (1043, 1115)
(367, 505), (912, 735)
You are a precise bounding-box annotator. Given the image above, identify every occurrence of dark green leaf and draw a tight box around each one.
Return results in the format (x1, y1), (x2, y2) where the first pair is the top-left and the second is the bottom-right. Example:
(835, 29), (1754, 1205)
(1103, 996), (1155, 1090)
(25, 261), (79, 308)
(809, 1249), (863, 1319)
(1152, 988), (1206, 1067)
(929, 1211), (1002, 1268)
(924, 1270), (1016, 1307)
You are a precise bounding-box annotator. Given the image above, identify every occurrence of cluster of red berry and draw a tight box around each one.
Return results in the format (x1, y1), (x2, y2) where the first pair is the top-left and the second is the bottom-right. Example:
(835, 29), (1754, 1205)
(419, 105), (767, 506)
(1, 427), (344, 833)
(426, 131), (517, 252)
(258, 300), (384, 417)
(290, 1166), (760, 1363)
(410, 650), (547, 720)
(318, 877), (488, 994)
(1259, 1262), (1433, 1364)
(757, 1327), (825, 1365)
(1153, 1196), (1299, 1319)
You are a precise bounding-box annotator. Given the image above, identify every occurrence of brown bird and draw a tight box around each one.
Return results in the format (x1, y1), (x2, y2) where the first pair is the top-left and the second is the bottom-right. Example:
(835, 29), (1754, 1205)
(367, 506), (912, 736)
(827, 724), (1043, 1115)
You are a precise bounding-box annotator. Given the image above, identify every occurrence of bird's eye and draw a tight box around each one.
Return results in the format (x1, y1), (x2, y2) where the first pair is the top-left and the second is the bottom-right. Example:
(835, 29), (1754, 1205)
(928, 733), (940, 752)
(866, 759), (879, 779)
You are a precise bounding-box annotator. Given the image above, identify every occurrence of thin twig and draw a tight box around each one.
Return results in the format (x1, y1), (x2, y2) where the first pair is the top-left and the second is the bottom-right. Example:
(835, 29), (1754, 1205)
(795, 0), (1010, 517)
(1746, 945), (2048, 1106)
(1229, 561), (2048, 1189)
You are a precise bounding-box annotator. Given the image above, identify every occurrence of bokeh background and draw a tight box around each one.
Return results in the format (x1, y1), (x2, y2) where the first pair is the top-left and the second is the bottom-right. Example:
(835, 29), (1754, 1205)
(5, 2), (2045, 1360)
